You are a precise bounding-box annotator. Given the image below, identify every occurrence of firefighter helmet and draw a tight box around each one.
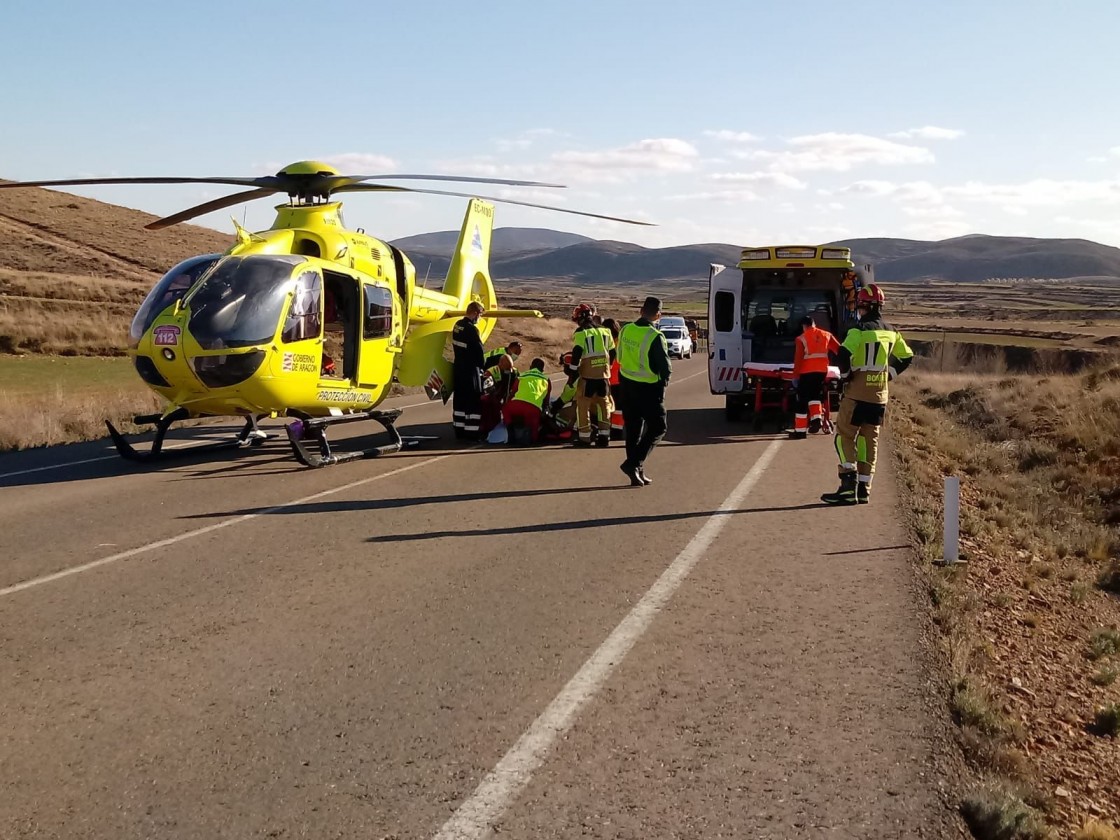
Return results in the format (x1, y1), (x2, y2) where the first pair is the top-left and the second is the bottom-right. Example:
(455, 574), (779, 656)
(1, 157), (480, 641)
(856, 284), (885, 307)
(572, 303), (595, 322)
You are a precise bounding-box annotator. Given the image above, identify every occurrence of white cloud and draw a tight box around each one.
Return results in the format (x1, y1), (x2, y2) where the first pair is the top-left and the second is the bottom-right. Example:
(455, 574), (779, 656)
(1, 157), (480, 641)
(733, 133), (934, 172)
(703, 129), (762, 143)
(321, 152), (399, 173)
(709, 171), (807, 190)
(494, 187), (569, 205)
(943, 178), (1120, 207)
(888, 126), (965, 140)
(893, 180), (946, 206)
(552, 138), (700, 174)
(1054, 214), (1120, 236)
(903, 219), (974, 239)
(664, 189), (762, 203)
(901, 204), (965, 219)
(495, 128), (564, 151)
(836, 179), (901, 197)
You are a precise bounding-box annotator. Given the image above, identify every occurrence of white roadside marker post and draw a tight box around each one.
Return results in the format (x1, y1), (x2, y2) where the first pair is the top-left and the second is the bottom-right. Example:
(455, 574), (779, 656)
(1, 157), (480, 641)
(935, 475), (964, 566)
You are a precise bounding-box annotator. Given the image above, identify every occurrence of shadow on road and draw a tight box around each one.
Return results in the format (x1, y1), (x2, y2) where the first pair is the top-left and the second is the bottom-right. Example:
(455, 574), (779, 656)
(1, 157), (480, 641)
(365, 503), (825, 543)
(822, 544), (912, 556)
(181, 485), (626, 519)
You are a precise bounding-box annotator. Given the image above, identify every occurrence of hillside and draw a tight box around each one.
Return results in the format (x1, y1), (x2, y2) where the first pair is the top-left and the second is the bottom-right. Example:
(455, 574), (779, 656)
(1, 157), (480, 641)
(1, 184), (1118, 323)
(392, 227), (592, 256)
(407, 233), (1120, 286)
(836, 234), (1120, 282)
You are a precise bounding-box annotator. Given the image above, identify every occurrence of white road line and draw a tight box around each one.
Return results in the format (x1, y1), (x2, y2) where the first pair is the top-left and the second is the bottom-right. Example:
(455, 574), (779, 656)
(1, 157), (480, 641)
(432, 437), (783, 840)
(0, 453), (119, 480)
(673, 368), (708, 384)
(0, 451), (457, 598)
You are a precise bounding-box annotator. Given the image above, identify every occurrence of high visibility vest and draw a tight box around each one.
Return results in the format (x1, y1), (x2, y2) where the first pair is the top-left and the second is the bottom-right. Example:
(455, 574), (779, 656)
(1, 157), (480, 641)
(618, 323), (660, 383)
(841, 324), (914, 404)
(795, 325), (836, 375)
(512, 369), (549, 409)
(572, 326), (614, 379)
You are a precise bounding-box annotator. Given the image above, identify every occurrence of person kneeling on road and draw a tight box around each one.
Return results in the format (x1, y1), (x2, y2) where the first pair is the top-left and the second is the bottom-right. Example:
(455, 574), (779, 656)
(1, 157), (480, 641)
(501, 358), (551, 444)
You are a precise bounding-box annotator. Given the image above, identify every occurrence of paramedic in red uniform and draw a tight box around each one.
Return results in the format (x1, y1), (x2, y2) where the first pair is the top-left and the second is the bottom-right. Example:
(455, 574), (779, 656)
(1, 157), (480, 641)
(790, 314), (840, 439)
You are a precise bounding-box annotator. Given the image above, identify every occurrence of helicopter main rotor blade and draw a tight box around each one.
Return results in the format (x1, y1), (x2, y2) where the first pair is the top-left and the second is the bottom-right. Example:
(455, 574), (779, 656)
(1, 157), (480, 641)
(328, 174), (565, 190)
(145, 187), (280, 230)
(336, 184), (655, 226)
(0, 175), (284, 190)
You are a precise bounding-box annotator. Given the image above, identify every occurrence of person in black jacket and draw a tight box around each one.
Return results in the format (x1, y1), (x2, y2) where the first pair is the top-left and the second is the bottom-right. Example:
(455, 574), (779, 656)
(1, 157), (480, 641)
(618, 296), (672, 486)
(451, 301), (486, 440)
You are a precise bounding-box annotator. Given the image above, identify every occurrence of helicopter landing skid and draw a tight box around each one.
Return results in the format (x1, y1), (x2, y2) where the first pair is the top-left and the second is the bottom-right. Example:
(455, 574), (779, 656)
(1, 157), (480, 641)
(284, 408), (423, 468)
(106, 410), (269, 463)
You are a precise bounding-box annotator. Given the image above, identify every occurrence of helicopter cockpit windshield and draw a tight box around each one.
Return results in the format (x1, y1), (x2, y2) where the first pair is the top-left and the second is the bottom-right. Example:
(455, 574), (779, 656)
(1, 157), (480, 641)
(130, 253), (221, 343)
(186, 255), (306, 350)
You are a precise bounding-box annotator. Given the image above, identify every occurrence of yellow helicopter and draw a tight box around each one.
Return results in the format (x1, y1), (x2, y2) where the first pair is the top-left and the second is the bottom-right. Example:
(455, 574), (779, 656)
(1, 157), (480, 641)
(0, 161), (651, 467)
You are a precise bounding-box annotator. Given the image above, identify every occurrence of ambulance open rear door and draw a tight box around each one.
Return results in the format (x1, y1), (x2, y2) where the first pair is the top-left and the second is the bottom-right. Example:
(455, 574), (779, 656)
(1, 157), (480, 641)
(708, 265), (744, 402)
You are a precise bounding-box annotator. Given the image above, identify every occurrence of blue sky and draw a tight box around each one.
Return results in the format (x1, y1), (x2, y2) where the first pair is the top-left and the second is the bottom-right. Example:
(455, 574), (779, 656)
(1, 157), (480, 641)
(3, 0), (1119, 250)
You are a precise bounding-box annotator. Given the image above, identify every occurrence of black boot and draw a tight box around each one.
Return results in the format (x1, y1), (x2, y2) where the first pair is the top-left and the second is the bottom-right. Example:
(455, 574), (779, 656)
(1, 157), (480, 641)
(857, 480), (871, 504)
(809, 417), (822, 434)
(620, 462), (644, 487)
(636, 467), (652, 485)
(595, 433), (610, 448)
(821, 473), (858, 506)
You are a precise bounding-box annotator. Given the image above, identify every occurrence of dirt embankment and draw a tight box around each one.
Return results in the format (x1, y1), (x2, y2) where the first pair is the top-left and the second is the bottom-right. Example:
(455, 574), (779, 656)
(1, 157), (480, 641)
(911, 340), (1111, 375)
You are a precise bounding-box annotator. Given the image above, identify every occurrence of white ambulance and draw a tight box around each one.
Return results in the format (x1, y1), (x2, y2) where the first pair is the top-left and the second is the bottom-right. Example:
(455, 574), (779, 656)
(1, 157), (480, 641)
(707, 245), (874, 420)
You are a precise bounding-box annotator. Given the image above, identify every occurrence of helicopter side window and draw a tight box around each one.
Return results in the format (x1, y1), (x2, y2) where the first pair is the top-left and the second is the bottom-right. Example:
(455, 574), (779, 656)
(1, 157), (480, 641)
(282, 271), (323, 343)
(363, 285), (394, 339)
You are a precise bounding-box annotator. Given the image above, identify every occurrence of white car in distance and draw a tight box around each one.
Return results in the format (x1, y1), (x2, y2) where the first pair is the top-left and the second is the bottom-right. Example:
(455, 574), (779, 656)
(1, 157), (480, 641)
(660, 325), (693, 359)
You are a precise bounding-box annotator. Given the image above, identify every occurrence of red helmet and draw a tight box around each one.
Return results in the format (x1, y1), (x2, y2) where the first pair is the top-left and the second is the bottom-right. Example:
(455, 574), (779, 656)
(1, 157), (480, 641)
(572, 303), (595, 323)
(856, 284), (885, 307)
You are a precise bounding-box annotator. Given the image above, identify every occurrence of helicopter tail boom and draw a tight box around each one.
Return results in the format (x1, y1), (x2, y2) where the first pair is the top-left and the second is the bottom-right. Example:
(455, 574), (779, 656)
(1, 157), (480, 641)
(396, 198), (500, 390)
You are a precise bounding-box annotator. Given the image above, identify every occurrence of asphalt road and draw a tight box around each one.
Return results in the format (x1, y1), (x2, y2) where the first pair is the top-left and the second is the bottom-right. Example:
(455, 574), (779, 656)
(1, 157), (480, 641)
(0, 357), (958, 839)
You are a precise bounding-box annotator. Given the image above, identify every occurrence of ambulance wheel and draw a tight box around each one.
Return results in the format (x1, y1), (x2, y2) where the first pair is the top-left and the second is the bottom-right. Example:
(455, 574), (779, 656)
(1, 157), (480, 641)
(725, 396), (743, 421)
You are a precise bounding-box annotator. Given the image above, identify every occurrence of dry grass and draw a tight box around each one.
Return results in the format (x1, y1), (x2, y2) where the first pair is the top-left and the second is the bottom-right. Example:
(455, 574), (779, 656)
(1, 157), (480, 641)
(0, 302), (132, 355)
(487, 316), (587, 373)
(1091, 703), (1120, 737)
(891, 360), (1120, 835)
(960, 784), (1053, 840)
(0, 387), (162, 450)
(1078, 819), (1120, 840)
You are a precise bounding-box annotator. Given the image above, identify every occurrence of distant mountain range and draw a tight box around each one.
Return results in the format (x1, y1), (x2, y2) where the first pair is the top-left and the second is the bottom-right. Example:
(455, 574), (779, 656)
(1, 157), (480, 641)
(1, 181), (1116, 287)
(395, 229), (1120, 285)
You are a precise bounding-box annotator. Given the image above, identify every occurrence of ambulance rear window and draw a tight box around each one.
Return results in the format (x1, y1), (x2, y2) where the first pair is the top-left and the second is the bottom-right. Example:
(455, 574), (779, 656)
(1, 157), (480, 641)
(714, 291), (735, 332)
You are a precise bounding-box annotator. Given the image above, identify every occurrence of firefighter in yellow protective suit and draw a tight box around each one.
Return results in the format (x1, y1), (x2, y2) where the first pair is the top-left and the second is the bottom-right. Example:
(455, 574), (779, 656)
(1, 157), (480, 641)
(567, 303), (616, 447)
(822, 284), (914, 506)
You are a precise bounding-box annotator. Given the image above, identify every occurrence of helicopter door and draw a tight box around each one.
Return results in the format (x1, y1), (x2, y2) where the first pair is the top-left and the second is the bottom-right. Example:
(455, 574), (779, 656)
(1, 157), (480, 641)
(357, 281), (401, 391)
